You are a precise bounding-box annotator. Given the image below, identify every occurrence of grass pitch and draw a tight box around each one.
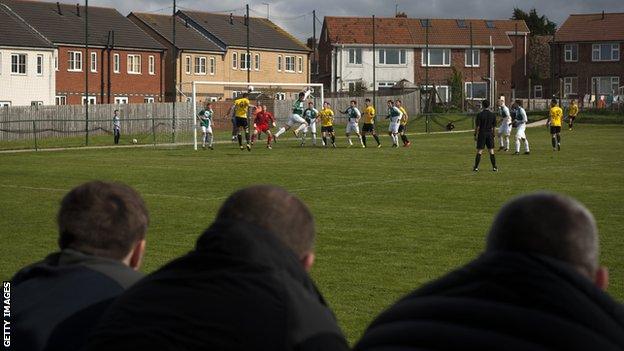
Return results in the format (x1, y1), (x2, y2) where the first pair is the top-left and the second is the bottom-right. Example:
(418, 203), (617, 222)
(1, 124), (623, 343)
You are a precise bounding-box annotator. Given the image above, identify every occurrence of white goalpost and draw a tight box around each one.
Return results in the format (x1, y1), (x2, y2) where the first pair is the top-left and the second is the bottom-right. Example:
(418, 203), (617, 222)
(190, 81), (324, 150)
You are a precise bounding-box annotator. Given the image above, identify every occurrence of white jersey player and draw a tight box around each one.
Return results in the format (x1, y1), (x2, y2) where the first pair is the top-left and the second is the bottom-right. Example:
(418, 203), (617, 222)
(341, 100), (364, 147)
(385, 99), (403, 148)
(274, 88), (311, 140)
(497, 99), (512, 151)
(301, 101), (319, 146)
(511, 100), (530, 155)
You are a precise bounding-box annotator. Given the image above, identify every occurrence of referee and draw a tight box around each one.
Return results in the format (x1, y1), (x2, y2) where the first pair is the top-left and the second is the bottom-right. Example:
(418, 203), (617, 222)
(473, 100), (498, 172)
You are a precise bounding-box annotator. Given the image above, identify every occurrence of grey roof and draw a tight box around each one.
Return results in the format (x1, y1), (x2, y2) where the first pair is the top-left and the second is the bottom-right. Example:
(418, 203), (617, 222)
(0, 0), (164, 50)
(179, 11), (310, 52)
(130, 13), (223, 52)
(0, 4), (53, 48)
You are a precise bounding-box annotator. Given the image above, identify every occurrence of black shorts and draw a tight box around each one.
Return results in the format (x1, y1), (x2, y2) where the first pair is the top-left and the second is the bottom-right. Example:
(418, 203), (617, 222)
(398, 125), (406, 133)
(550, 126), (561, 134)
(362, 123), (374, 132)
(235, 117), (248, 128)
(476, 133), (495, 149)
(321, 126), (334, 133)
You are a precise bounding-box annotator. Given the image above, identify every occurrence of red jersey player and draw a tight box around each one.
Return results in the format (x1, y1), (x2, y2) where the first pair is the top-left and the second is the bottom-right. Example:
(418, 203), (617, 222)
(253, 105), (276, 149)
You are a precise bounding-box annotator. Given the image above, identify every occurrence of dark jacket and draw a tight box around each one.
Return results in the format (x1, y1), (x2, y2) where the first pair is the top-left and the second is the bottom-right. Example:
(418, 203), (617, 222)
(11, 249), (143, 351)
(356, 251), (624, 351)
(85, 219), (348, 351)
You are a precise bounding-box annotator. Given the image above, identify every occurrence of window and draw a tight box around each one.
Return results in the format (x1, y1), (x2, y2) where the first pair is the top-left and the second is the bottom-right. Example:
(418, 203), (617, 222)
(209, 57), (216, 75)
(275, 92), (286, 100)
(277, 55), (283, 71)
(254, 54), (260, 70)
(127, 54), (141, 74)
(31, 101), (43, 106)
(0, 101), (11, 107)
(348, 82), (356, 93)
(195, 56), (206, 74)
(11, 54), (27, 74)
(592, 43), (620, 62)
(148, 55), (155, 75)
(465, 82), (488, 99)
(423, 85), (450, 103)
(564, 77), (577, 96)
(485, 20), (495, 28)
(534, 85), (543, 98)
(456, 19), (467, 28)
(420, 19), (431, 27)
(144, 97), (155, 103)
(54, 54), (58, 71)
(297, 56), (303, 73)
(465, 49), (479, 67)
(55, 96), (67, 105)
(285, 56), (295, 72)
(232, 52), (238, 69)
(564, 44), (578, 62)
(113, 54), (120, 73)
(377, 82), (395, 88)
(240, 52), (251, 70)
(591, 76), (620, 95)
(90, 52), (97, 72)
(379, 49), (407, 65)
(348, 48), (362, 64)
(209, 97), (218, 102)
(422, 48), (450, 66)
(81, 96), (96, 105)
(36, 54), (43, 75)
(68, 51), (82, 71)
(185, 55), (191, 74)
(114, 96), (128, 104)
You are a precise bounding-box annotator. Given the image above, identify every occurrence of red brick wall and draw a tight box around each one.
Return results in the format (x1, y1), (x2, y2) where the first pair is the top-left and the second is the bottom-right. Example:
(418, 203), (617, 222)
(56, 46), (164, 105)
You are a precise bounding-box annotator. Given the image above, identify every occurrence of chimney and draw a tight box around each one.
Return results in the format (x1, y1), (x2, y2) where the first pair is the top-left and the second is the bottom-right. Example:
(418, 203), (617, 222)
(56, 2), (62, 15)
(76, 3), (80, 17)
(229, 13), (233, 25)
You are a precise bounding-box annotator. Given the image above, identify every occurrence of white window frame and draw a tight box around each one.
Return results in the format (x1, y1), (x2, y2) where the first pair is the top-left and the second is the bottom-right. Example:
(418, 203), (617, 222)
(185, 55), (192, 74)
(591, 76), (620, 95)
(379, 49), (407, 65)
(285, 56), (295, 72)
(240, 52), (251, 71)
(209, 56), (216, 75)
(275, 92), (286, 100)
(564, 44), (578, 62)
(232, 52), (238, 70)
(144, 97), (155, 103)
(55, 95), (67, 105)
(534, 85), (543, 98)
(81, 96), (96, 105)
(422, 48), (451, 67)
(127, 54), (141, 74)
(31, 101), (43, 106)
(348, 48), (362, 65)
(564, 77), (577, 96)
(277, 55), (283, 71)
(11, 53), (27, 75)
(423, 85), (451, 103)
(254, 53), (260, 71)
(54, 53), (58, 71)
(464, 49), (479, 67)
(68, 51), (82, 72)
(148, 55), (155, 75)
(0, 101), (11, 107)
(90, 51), (97, 72)
(36, 54), (44, 75)
(465, 82), (488, 100)
(297, 56), (303, 73)
(113, 53), (120, 73)
(592, 43), (620, 62)
(195, 56), (207, 75)
(377, 82), (395, 88)
(114, 96), (129, 104)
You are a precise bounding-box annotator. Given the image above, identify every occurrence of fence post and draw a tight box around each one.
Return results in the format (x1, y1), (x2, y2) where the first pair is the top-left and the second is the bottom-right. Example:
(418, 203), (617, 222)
(425, 114), (429, 133)
(32, 120), (38, 151)
(151, 114), (156, 146)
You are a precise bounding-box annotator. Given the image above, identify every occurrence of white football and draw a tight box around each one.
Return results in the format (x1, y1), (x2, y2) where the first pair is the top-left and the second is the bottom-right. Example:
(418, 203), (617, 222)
(132, 138), (138, 144)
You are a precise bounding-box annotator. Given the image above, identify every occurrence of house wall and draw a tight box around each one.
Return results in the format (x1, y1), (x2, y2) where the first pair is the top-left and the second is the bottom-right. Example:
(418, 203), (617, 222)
(0, 47), (56, 106)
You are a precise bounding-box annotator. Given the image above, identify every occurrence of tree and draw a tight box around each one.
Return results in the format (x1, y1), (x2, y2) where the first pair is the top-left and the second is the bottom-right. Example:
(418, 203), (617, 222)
(448, 66), (463, 108)
(512, 8), (557, 35)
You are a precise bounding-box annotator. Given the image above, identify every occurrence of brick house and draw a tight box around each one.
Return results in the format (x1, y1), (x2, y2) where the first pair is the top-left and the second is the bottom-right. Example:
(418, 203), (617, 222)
(553, 12), (623, 103)
(317, 16), (529, 104)
(1, 0), (166, 105)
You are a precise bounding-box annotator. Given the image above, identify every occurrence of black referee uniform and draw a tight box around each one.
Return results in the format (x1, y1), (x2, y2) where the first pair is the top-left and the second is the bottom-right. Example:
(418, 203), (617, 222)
(473, 108), (498, 172)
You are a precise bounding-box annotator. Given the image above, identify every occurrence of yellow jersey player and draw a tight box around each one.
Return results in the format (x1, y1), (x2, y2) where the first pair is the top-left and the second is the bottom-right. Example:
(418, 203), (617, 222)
(568, 99), (579, 130)
(318, 102), (336, 148)
(361, 98), (381, 148)
(396, 99), (411, 147)
(232, 93), (253, 151)
(548, 99), (563, 151)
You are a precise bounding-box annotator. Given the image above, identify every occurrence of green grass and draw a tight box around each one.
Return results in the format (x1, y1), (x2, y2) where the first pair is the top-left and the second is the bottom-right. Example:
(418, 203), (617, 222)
(1, 124), (623, 344)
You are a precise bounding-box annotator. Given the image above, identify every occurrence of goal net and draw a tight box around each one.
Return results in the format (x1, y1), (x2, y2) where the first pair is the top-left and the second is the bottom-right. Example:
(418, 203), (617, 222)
(190, 81), (324, 150)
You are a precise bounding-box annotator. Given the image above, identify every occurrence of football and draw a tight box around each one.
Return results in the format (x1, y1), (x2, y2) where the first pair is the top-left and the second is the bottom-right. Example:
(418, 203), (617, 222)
(132, 138), (138, 144)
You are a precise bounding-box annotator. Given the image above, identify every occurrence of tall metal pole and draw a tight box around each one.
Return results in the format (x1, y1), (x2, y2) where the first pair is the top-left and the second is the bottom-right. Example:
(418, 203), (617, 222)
(372, 15), (376, 113)
(470, 22), (474, 105)
(172, 0), (177, 143)
(425, 20), (429, 113)
(84, 0), (89, 145)
(313, 10), (317, 78)
(246, 4), (250, 85)
(513, 23), (518, 100)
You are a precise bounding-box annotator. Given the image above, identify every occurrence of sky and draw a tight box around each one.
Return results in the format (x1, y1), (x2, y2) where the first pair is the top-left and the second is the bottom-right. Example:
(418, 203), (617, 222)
(41, 0), (624, 41)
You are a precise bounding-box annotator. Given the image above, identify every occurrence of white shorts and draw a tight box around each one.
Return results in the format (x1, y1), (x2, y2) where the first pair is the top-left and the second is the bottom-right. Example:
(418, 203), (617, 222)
(389, 121), (400, 134)
(515, 124), (526, 139)
(286, 114), (307, 127)
(305, 120), (317, 133)
(346, 121), (359, 134)
(499, 123), (512, 136)
(201, 125), (212, 134)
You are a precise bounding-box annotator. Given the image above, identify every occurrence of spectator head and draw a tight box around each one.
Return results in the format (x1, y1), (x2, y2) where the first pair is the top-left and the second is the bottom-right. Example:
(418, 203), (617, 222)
(57, 181), (149, 270)
(216, 185), (316, 271)
(486, 192), (608, 290)
(481, 100), (490, 109)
